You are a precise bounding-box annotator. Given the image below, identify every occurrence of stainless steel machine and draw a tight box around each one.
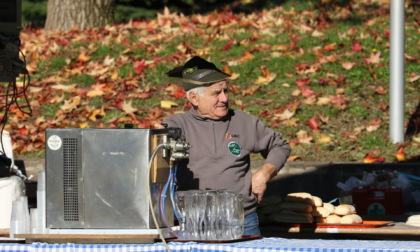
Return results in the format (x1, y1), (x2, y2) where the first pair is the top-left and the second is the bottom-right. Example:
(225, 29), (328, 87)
(44, 127), (188, 235)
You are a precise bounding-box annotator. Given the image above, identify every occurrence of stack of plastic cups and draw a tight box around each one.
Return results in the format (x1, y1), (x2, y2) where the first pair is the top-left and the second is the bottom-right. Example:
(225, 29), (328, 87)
(36, 171), (47, 234)
(9, 196), (30, 238)
(30, 208), (38, 234)
(21, 196), (30, 234)
(9, 199), (22, 238)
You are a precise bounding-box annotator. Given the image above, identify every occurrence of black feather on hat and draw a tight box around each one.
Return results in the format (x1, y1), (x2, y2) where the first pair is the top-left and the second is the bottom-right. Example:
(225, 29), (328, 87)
(166, 56), (230, 91)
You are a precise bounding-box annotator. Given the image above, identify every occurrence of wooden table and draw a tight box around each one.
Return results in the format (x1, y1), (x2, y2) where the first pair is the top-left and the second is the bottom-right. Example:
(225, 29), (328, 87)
(260, 222), (420, 241)
(2, 222), (420, 243)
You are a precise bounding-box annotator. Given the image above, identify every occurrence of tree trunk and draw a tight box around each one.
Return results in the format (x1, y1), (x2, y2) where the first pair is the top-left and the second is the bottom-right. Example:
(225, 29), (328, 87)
(44, 0), (115, 32)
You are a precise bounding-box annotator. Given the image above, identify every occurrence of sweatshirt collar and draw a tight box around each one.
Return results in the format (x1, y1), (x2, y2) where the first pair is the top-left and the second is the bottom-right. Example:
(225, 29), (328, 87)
(189, 108), (232, 122)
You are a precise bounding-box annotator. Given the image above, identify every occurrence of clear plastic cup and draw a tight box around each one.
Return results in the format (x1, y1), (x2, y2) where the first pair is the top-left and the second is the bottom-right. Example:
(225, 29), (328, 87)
(37, 171), (45, 192)
(30, 208), (38, 234)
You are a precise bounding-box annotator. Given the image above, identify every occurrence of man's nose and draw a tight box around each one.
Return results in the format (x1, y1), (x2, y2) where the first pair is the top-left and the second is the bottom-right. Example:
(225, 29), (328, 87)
(219, 91), (228, 102)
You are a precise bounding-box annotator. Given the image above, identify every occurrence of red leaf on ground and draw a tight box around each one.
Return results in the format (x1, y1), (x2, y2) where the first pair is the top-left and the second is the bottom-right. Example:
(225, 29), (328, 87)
(138, 92), (153, 99)
(305, 116), (320, 131)
(363, 151), (385, 163)
(169, 87), (186, 98)
(323, 43), (336, 52)
(351, 41), (362, 52)
(295, 78), (311, 87)
(301, 86), (315, 97)
(133, 59), (147, 74)
(222, 40), (235, 50)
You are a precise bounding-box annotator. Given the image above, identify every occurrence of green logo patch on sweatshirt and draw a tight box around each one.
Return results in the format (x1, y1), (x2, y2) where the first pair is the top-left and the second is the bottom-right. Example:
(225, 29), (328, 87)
(228, 141), (242, 156)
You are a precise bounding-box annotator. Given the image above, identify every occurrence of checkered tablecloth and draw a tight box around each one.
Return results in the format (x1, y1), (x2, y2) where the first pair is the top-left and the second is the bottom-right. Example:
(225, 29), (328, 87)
(1, 238), (420, 252)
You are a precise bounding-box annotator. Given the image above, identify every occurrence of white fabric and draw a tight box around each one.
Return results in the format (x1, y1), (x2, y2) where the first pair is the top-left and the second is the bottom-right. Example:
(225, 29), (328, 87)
(0, 176), (25, 229)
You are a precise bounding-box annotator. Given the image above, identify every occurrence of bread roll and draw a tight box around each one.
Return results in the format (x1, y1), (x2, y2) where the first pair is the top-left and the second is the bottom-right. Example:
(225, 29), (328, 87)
(284, 192), (314, 205)
(269, 210), (314, 224)
(312, 196), (323, 207)
(334, 204), (356, 216)
(323, 202), (335, 213)
(312, 206), (331, 217)
(279, 202), (313, 213)
(326, 214), (341, 224)
(340, 214), (363, 224)
(315, 216), (327, 223)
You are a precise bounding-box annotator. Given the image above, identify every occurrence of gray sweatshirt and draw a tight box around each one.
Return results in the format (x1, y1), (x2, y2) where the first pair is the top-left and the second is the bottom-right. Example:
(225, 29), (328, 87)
(163, 108), (291, 215)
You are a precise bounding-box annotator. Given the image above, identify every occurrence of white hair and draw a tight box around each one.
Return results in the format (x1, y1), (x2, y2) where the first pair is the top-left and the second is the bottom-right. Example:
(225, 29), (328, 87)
(186, 86), (207, 102)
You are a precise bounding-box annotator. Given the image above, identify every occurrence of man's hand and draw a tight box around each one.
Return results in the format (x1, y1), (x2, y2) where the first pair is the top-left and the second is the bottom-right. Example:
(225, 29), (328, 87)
(251, 163), (277, 204)
(154, 123), (164, 129)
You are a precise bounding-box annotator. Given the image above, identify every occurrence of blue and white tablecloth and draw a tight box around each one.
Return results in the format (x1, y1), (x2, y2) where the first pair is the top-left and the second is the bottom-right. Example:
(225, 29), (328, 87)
(1, 238), (420, 252)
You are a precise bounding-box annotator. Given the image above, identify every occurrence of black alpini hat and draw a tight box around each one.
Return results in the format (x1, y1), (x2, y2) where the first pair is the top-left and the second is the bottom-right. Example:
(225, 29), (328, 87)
(166, 56), (230, 91)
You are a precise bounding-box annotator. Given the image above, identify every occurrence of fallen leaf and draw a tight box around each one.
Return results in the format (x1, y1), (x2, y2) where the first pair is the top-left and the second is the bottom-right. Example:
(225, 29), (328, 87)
(351, 41), (362, 52)
(301, 86), (315, 97)
(29, 87), (43, 93)
(375, 86), (387, 95)
(329, 95), (350, 109)
(341, 61), (356, 70)
(239, 51), (254, 62)
(408, 73), (420, 83)
(315, 135), (332, 143)
(311, 30), (324, 37)
(122, 100), (138, 116)
(272, 44), (288, 51)
(366, 119), (382, 132)
(317, 97), (331, 105)
(161, 100), (178, 109)
(256, 65), (277, 85)
(305, 116), (320, 131)
(60, 96), (81, 112)
(228, 72), (240, 81)
(365, 51), (381, 64)
(133, 59), (147, 74)
(363, 151), (385, 163)
(295, 78), (311, 87)
(77, 52), (91, 62)
(323, 43), (336, 52)
(50, 94), (65, 104)
(292, 89), (301, 96)
(287, 155), (302, 161)
(51, 84), (77, 92)
(274, 109), (295, 120)
(222, 40), (235, 50)
(87, 84), (106, 97)
(390, 146), (407, 162)
(168, 86), (186, 99)
(79, 122), (89, 128)
(304, 96), (316, 105)
(288, 140), (299, 147)
(296, 130), (313, 144)
(281, 118), (299, 127)
(242, 85), (260, 96)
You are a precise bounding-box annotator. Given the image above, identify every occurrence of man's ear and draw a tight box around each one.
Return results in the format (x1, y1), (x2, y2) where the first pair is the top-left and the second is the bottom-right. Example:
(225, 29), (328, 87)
(190, 92), (199, 107)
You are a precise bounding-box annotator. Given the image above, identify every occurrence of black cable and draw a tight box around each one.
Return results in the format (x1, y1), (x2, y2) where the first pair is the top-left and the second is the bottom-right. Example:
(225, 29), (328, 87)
(0, 48), (32, 158)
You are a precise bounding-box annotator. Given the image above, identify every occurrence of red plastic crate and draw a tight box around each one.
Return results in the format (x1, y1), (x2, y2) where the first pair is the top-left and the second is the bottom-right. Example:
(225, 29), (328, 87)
(352, 187), (403, 215)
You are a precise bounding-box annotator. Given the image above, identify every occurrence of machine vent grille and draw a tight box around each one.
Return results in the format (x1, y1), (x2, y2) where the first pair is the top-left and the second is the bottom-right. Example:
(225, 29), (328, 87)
(63, 138), (79, 221)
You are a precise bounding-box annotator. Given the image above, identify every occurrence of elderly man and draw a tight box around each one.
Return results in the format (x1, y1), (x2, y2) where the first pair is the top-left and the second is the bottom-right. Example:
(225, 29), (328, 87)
(159, 56), (291, 236)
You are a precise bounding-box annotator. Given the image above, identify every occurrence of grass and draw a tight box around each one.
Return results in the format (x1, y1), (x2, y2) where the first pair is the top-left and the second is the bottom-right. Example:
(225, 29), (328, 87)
(4, 0), (420, 163)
